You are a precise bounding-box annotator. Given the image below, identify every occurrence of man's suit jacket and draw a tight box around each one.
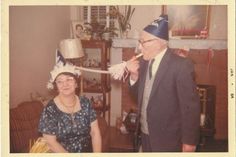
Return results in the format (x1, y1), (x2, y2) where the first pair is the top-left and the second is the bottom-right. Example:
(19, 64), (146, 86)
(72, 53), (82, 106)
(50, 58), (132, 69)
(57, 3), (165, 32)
(130, 48), (200, 152)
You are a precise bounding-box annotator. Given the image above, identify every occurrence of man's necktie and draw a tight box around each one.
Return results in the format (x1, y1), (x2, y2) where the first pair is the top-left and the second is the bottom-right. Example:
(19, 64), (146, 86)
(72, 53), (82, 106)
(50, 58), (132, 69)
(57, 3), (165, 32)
(149, 59), (155, 79)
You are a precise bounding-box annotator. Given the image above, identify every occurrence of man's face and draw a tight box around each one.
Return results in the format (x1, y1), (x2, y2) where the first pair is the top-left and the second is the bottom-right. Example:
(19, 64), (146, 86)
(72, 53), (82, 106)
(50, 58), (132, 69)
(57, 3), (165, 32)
(138, 31), (165, 60)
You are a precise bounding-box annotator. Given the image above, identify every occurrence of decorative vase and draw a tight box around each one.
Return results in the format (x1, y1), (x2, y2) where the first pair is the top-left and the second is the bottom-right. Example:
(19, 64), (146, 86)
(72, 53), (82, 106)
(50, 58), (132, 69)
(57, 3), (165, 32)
(102, 32), (110, 40)
(119, 30), (129, 39)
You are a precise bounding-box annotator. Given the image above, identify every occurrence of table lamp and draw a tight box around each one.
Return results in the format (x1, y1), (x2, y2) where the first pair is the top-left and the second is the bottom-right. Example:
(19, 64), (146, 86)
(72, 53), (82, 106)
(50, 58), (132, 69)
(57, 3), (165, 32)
(59, 38), (85, 94)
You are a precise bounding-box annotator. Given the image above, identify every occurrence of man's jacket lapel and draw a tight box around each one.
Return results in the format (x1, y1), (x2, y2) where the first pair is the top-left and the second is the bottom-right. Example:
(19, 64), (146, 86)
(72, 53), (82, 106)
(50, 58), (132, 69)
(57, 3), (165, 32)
(149, 49), (171, 101)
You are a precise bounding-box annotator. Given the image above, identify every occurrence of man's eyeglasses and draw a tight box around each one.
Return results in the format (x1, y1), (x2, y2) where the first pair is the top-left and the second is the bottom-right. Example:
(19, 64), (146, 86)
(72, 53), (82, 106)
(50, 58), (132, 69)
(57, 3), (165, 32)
(138, 38), (158, 47)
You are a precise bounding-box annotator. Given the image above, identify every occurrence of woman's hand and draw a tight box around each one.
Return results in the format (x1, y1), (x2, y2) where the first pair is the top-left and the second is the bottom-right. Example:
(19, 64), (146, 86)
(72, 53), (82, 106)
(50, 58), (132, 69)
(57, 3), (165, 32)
(43, 134), (68, 153)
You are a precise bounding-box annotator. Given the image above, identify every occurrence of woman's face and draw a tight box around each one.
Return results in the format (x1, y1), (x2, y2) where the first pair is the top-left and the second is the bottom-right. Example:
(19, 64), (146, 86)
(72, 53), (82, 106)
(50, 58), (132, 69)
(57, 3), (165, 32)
(55, 74), (77, 96)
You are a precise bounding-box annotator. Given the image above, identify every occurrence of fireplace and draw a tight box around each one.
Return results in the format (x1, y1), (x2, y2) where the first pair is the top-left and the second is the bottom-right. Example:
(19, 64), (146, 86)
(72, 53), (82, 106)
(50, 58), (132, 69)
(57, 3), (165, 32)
(197, 84), (216, 144)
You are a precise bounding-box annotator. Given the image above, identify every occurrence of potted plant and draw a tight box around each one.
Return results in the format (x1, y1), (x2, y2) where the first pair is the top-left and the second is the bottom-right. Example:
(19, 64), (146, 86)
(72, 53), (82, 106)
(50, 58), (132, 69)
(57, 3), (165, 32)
(101, 26), (118, 40)
(84, 17), (105, 40)
(107, 5), (135, 38)
(84, 17), (118, 40)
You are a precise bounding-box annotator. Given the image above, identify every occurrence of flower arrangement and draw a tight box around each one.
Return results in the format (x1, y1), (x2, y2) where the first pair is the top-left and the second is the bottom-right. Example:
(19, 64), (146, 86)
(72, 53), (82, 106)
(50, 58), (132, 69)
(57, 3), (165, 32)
(108, 5), (135, 38)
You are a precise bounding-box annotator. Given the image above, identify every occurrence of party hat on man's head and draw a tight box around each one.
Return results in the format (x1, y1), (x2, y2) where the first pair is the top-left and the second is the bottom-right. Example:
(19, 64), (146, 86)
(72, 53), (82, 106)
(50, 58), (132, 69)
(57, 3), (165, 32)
(143, 14), (169, 41)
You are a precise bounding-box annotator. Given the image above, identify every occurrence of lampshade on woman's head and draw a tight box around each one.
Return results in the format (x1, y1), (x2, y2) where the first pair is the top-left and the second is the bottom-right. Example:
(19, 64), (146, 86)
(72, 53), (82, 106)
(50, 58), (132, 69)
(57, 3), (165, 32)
(59, 38), (84, 59)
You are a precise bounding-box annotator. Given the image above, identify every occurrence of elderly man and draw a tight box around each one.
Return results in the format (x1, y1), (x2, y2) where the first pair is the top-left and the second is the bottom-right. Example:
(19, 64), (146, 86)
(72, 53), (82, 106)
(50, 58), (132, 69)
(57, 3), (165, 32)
(127, 15), (200, 152)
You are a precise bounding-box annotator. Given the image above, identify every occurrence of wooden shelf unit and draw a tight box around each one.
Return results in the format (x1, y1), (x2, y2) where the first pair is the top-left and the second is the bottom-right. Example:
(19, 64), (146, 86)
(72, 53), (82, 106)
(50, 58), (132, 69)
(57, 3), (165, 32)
(81, 39), (112, 125)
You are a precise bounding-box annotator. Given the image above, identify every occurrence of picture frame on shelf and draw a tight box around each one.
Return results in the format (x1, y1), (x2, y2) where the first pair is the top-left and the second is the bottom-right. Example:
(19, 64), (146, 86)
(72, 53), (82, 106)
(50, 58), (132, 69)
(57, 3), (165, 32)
(71, 21), (84, 38)
(162, 5), (210, 39)
(71, 21), (91, 40)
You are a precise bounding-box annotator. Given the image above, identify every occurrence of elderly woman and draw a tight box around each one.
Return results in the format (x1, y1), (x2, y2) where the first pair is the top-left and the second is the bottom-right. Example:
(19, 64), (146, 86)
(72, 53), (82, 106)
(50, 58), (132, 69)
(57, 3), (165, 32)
(38, 56), (101, 153)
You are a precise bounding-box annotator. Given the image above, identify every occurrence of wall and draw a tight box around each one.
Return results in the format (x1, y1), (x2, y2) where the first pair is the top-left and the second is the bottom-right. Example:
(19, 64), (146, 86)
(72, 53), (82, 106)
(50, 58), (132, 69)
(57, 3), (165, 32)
(128, 5), (162, 38)
(9, 6), (71, 108)
(209, 5), (227, 39)
(128, 5), (227, 40)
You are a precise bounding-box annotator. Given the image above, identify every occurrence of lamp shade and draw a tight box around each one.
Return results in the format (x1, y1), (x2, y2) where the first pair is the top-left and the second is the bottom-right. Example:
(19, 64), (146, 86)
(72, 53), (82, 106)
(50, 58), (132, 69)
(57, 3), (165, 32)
(59, 38), (84, 59)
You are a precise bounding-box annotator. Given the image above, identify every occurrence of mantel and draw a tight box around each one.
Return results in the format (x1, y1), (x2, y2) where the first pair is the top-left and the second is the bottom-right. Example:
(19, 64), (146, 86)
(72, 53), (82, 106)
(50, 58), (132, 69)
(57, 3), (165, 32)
(112, 38), (227, 50)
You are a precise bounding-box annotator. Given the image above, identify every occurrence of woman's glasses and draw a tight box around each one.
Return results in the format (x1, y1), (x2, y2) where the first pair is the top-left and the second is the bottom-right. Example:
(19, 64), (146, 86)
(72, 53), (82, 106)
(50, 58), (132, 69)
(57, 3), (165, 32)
(55, 77), (75, 86)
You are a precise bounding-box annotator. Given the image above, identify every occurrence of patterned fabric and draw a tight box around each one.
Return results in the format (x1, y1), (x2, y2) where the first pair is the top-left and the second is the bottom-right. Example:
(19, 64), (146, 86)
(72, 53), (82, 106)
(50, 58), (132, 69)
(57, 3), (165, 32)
(38, 96), (96, 152)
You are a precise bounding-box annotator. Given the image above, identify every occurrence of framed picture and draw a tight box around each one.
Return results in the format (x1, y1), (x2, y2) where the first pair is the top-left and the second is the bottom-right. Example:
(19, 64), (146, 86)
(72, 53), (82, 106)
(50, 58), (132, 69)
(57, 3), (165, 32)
(162, 5), (210, 39)
(71, 21), (85, 39)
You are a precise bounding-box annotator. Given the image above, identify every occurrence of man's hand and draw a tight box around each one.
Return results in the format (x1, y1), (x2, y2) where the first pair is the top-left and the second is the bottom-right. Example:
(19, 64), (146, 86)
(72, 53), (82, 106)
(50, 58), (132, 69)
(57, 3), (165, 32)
(182, 144), (196, 152)
(126, 56), (140, 82)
